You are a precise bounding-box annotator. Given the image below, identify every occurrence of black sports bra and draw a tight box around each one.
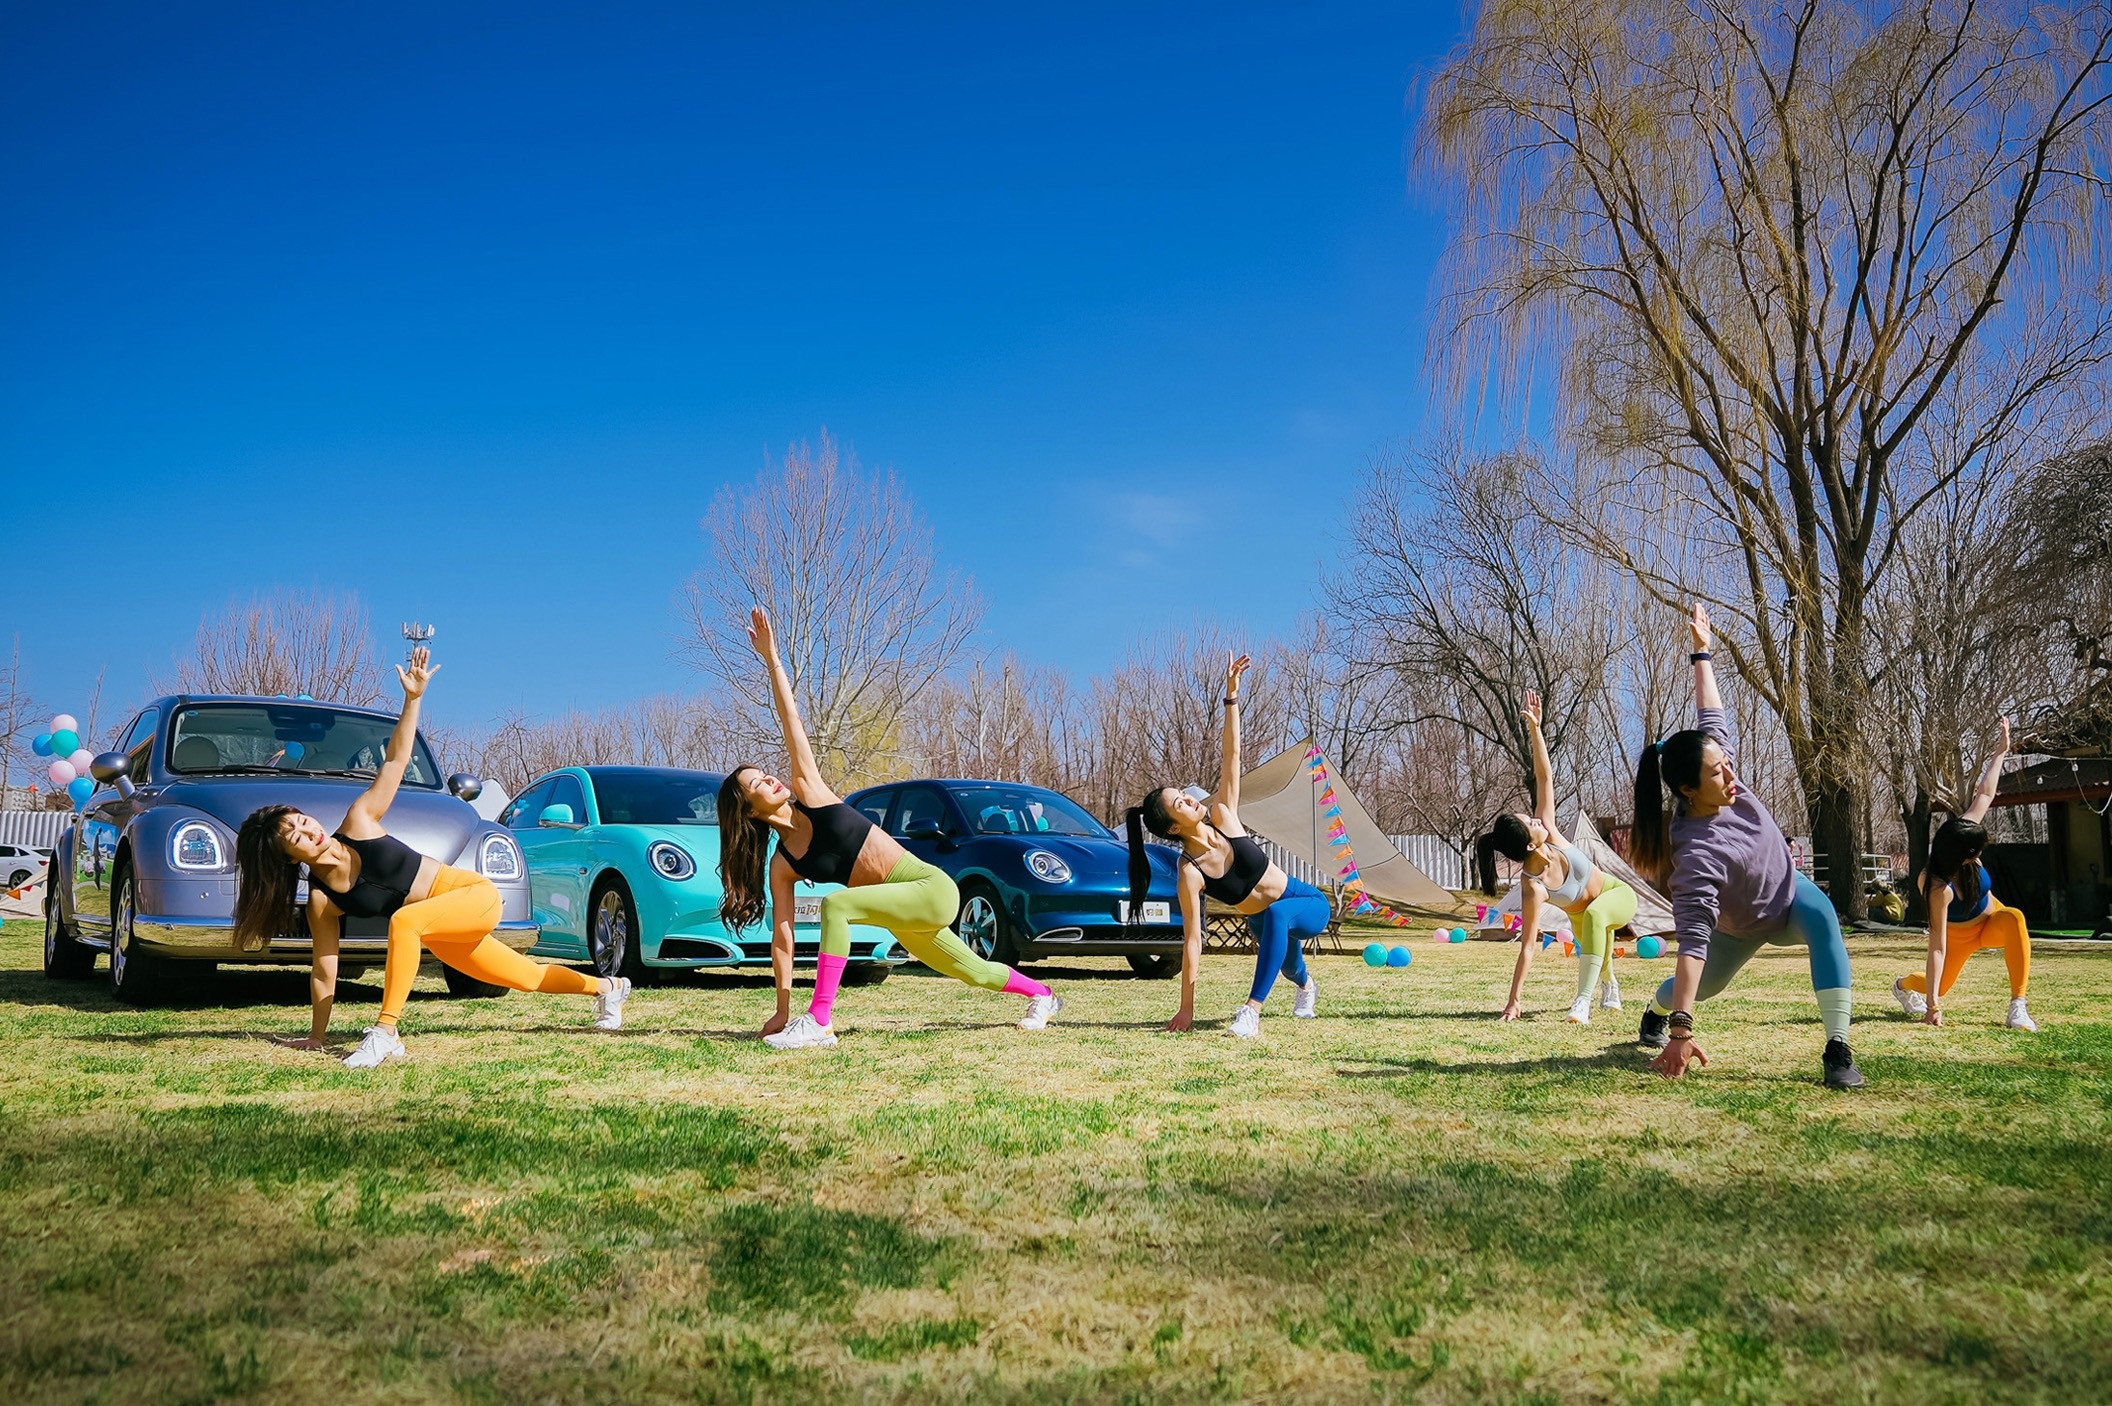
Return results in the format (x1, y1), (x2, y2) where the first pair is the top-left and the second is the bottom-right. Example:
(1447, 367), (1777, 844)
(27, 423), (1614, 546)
(313, 832), (426, 919)
(1187, 824), (1271, 905)
(780, 799), (875, 886)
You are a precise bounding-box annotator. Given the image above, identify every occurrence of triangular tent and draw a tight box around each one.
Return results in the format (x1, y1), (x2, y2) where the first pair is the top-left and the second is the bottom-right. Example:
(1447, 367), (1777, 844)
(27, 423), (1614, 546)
(1477, 810), (1674, 936)
(1236, 738), (1454, 911)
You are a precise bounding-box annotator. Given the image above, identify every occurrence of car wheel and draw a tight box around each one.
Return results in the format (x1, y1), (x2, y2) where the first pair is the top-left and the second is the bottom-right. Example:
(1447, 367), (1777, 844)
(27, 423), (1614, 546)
(955, 882), (1021, 966)
(1125, 953), (1180, 979)
(441, 964), (509, 999)
(589, 876), (651, 986)
(841, 962), (891, 986)
(8, 868), (29, 889)
(43, 884), (96, 980)
(108, 865), (168, 1006)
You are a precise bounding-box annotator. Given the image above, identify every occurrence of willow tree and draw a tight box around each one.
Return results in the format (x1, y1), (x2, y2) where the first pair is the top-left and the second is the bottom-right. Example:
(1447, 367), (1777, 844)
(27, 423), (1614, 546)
(1420, 0), (2112, 915)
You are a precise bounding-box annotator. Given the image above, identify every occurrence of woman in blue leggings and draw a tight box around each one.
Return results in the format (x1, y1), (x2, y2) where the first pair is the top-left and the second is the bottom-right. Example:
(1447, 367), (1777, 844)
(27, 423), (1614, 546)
(1126, 652), (1328, 1038)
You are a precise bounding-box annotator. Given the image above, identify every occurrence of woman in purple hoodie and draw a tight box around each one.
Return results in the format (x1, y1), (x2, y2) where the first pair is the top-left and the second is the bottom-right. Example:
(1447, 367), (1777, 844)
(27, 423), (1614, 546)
(1628, 605), (1864, 1090)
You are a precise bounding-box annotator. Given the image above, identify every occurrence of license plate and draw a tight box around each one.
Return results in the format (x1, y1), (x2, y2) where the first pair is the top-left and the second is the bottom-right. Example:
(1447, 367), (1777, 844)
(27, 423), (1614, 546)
(794, 896), (822, 925)
(1118, 900), (1170, 924)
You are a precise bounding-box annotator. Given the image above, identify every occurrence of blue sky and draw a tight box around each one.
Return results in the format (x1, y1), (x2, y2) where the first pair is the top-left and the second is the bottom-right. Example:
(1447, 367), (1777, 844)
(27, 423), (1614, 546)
(2, 1), (1461, 735)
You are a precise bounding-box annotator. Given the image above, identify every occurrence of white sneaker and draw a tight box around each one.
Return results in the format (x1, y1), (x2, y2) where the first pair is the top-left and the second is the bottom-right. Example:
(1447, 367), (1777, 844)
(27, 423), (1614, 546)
(1892, 978), (1928, 1019)
(1019, 994), (1063, 1031)
(1292, 978), (1319, 1019)
(343, 1025), (405, 1070)
(763, 1012), (838, 1050)
(592, 976), (632, 1032)
(1598, 974), (1623, 1011)
(1566, 994), (1594, 1024)
(2007, 998), (2037, 1032)
(1227, 1005), (1262, 1039)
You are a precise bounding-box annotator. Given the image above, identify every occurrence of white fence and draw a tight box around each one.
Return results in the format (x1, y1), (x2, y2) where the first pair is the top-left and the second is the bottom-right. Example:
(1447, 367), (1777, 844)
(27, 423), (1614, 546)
(0, 811), (68, 852)
(1392, 835), (1467, 892)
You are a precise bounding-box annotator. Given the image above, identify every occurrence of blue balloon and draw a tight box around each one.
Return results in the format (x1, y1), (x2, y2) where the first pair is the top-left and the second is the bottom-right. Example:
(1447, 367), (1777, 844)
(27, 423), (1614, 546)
(1386, 946), (1411, 968)
(283, 741), (305, 760)
(31, 732), (53, 756)
(48, 728), (79, 757)
(66, 776), (94, 806)
(1362, 943), (1388, 967)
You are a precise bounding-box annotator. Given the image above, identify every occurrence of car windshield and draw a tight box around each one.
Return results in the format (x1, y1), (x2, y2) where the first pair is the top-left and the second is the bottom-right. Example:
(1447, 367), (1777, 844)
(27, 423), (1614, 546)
(167, 703), (442, 787)
(587, 768), (726, 825)
(950, 785), (1109, 838)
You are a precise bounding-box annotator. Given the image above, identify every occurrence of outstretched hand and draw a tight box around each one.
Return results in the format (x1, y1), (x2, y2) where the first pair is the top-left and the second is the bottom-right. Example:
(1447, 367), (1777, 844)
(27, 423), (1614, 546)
(1997, 715), (2013, 754)
(1521, 690), (1542, 730)
(745, 607), (777, 660)
(396, 645), (438, 700)
(1688, 603), (1712, 653)
(1225, 652), (1251, 697)
(1650, 1036), (1709, 1079)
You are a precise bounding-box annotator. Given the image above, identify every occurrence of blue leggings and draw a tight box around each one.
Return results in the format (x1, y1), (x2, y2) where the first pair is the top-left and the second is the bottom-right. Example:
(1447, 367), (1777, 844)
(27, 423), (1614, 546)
(1246, 876), (1331, 1003)
(1651, 872), (1851, 1007)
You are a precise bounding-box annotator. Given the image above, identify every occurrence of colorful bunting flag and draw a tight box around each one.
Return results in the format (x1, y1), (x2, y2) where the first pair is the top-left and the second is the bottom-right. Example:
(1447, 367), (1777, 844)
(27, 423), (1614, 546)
(1303, 744), (1413, 929)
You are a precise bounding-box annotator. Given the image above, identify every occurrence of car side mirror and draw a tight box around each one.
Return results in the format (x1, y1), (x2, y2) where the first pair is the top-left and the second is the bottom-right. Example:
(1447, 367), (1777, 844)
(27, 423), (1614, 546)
(88, 752), (135, 800)
(538, 803), (577, 828)
(448, 773), (484, 802)
(901, 818), (942, 840)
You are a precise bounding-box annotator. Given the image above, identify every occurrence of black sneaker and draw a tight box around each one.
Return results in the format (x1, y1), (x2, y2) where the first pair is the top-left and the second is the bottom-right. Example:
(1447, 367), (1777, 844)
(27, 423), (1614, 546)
(1638, 1009), (1669, 1049)
(1822, 1038), (1866, 1090)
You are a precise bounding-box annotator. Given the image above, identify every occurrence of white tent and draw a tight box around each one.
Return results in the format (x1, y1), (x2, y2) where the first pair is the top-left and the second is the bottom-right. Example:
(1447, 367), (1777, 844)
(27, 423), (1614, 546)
(1235, 739), (1454, 911)
(1476, 811), (1674, 937)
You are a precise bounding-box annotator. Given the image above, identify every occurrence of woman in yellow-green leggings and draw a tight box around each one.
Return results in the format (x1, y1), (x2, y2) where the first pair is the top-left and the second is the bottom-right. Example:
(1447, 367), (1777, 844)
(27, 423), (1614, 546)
(714, 608), (1063, 1050)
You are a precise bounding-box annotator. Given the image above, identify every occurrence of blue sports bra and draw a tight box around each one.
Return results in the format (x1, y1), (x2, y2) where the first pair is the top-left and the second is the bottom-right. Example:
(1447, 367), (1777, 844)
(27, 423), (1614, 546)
(1539, 839), (1596, 908)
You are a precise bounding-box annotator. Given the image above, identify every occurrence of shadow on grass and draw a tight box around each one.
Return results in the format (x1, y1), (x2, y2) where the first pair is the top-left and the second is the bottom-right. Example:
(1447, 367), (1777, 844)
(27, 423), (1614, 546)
(1334, 1047), (1652, 1078)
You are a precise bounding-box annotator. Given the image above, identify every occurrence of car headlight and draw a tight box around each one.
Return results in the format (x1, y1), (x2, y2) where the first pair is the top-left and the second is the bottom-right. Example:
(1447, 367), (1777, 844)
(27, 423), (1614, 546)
(478, 833), (522, 881)
(648, 841), (696, 881)
(171, 820), (226, 871)
(1024, 850), (1071, 884)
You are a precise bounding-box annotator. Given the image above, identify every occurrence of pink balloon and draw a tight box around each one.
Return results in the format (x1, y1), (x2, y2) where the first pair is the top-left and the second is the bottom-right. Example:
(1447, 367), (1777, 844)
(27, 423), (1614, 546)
(47, 759), (76, 786)
(50, 713), (77, 733)
(68, 749), (94, 773)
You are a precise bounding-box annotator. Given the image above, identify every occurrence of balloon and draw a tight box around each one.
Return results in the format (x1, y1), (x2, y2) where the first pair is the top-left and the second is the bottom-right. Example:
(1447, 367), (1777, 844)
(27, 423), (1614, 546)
(50, 713), (77, 733)
(68, 748), (94, 773)
(1363, 943), (1388, 967)
(284, 741), (305, 759)
(1431, 926), (1449, 942)
(31, 733), (52, 756)
(49, 729), (79, 757)
(1449, 927), (1467, 943)
(47, 759), (76, 786)
(1386, 946), (1411, 968)
(1638, 935), (1663, 959)
(66, 777), (94, 806)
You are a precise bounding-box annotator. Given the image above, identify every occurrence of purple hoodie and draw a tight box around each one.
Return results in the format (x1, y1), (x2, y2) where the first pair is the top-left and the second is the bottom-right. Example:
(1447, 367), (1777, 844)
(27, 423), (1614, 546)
(1667, 706), (1798, 958)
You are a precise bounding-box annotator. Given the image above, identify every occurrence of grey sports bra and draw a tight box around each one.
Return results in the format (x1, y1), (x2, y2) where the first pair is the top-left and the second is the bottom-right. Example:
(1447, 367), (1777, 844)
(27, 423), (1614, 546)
(1540, 840), (1596, 908)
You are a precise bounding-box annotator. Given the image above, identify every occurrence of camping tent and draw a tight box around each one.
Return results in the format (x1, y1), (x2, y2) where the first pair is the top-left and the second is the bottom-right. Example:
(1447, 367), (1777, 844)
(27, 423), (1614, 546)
(1477, 811), (1674, 937)
(1236, 739), (1454, 911)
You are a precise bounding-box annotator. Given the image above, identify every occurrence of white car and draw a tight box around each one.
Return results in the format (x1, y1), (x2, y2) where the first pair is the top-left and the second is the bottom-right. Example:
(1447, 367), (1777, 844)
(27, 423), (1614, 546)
(1, 844), (50, 889)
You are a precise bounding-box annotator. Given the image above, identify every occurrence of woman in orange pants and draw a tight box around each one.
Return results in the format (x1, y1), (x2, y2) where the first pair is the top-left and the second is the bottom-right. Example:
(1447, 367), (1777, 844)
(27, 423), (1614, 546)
(1893, 717), (2037, 1032)
(233, 646), (629, 1068)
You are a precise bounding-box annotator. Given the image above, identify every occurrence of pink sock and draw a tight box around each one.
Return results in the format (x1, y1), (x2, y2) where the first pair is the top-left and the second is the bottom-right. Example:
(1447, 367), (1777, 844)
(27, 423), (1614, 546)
(809, 953), (848, 1026)
(1002, 968), (1050, 999)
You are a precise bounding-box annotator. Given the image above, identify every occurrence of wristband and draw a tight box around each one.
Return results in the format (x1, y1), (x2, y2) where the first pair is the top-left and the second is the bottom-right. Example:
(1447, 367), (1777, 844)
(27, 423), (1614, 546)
(1689, 651), (1713, 663)
(1224, 697), (1238, 706)
(1668, 1010), (1694, 1033)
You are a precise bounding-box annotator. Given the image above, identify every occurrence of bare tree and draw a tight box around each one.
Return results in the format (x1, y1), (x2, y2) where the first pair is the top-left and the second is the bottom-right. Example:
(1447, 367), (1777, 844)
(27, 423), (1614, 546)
(0, 638), (39, 803)
(456, 695), (732, 797)
(679, 431), (982, 788)
(1421, 0), (2112, 915)
(164, 589), (386, 705)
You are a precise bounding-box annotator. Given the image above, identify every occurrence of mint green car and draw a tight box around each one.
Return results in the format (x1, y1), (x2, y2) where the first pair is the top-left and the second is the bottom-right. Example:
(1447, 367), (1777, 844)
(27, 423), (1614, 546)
(501, 766), (898, 984)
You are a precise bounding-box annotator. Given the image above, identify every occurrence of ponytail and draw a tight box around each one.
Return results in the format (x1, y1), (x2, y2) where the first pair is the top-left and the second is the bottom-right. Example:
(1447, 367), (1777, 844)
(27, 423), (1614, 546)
(715, 766), (773, 932)
(1631, 729), (1708, 884)
(1474, 813), (1531, 895)
(1125, 788), (1180, 916)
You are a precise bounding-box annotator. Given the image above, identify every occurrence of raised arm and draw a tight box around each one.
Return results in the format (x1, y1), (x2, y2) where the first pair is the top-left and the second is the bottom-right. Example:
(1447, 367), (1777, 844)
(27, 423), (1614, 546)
(343, 646), (437, 833)
(1210, 653), (1251, 816)
(1522, 690), (1562, 841)
(1690, 604), (1723, 714)
(746, 607), (832, 806)
(1961, 716), (2011, 825)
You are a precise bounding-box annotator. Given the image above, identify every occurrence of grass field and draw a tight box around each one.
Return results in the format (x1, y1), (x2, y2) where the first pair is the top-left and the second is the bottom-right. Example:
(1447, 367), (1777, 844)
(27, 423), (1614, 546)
(2, 917), (2109, 1404)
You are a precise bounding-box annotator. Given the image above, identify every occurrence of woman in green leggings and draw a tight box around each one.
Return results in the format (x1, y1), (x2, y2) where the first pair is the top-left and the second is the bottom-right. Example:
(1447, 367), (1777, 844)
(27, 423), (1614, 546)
(1478, 691), (1638, 1024)
(715, 608), (1062, 1049)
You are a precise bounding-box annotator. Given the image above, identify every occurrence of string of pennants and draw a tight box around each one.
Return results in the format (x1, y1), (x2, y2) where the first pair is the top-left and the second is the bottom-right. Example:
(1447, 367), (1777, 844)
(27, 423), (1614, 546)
(1303, 744), (1414, 928)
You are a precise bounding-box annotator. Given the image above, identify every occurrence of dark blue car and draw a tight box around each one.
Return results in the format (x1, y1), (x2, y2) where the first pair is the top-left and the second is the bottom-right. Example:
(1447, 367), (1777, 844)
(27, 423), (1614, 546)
(842, 778), (1186, 975)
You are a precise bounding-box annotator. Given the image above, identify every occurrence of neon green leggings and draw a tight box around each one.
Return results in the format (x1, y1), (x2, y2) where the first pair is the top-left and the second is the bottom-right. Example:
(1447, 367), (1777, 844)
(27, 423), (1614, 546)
(818, 853), (1011, 992)
(1570, 878), (1637, 1001)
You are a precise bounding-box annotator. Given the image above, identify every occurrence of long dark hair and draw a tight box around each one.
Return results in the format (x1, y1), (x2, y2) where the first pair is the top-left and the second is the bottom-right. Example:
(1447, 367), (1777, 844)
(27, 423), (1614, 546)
(1474, 813), (1531, 895)
(716, 766), (773, 932)
(1124, 787), (1179, 913)
(1925, 816), (1989, 890)
(233, 804), (301, 953)
(1630, 729), (1710, 884)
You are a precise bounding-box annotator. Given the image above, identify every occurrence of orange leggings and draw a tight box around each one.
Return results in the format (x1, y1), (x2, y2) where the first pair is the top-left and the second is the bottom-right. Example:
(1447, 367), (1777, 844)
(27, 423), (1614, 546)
(379, 865), (599, 1025)
(1899, 896), (2032, 1000)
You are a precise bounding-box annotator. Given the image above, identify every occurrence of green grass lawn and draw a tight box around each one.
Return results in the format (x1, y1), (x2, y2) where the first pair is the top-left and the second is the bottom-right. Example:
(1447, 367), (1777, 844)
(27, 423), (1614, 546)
(2, 918), (2109, 1404)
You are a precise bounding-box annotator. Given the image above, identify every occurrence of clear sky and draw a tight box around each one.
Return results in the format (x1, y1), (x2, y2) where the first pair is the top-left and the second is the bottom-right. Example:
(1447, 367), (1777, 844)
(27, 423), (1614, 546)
(2, 1), (1462, 735)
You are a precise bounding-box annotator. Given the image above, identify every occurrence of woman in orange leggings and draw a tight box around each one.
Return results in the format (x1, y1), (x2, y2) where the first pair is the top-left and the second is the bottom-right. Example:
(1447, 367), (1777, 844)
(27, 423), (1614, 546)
(1893, 718), (2037, 1032)
(233, 646), (629, 1068)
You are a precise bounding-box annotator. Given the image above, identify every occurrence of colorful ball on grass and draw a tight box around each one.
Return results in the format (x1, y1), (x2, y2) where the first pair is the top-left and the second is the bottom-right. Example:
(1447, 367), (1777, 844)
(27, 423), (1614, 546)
(31, 732), (53, 756)
(66, 777), (94, 806)
(1363, 943), (1388, 967)
(48, 729), (79, 758)
(1431, 926), (1449, 943)
(1638, 935), (1663, 958)
(1386, 946), (1411, 968)
(1449, 927), (1467, 943)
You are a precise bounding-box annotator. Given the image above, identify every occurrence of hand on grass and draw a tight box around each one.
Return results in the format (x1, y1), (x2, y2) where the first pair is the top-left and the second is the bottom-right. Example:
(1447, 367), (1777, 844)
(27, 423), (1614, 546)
(1164, 1009), (1193, 1033)
(759, 1009), (788, 1039)
(1498, 1001), (1522, 1022)
(273, 1035), (325, 1051)
(1650, 1036), (1708, 1079)
(1922, 1008), (1944, 1027)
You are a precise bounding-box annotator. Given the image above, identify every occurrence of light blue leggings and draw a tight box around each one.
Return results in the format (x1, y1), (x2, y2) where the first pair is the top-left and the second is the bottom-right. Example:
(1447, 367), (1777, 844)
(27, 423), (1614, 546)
(1650, 873), (1852, 1038)
(1247, 876), (1330, 1003)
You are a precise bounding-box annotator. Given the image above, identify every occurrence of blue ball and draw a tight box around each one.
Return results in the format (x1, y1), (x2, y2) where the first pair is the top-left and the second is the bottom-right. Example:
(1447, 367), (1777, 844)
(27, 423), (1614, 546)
(1362, 943), (1387, 967)
(283, 741), (305, 760)
(1638, 935), (1664, 958)
(1386, 946), (1411, 968)
(66, 776), (94, 806)
(31, 732), (53, 756)
(1449, 927), (1467, 943)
